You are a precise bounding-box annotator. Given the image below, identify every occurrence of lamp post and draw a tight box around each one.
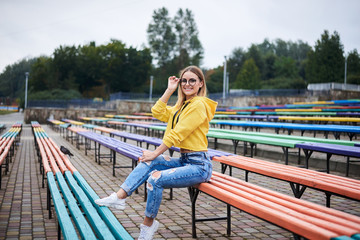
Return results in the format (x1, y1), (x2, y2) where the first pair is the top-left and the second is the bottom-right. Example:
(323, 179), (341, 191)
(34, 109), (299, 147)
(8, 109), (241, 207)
(25, 72), (29, 109)
(223, 56), (227, 99)
(149, 75), (153, 101)
(226, 72), (229, 95)
(344, 55), (347, 85)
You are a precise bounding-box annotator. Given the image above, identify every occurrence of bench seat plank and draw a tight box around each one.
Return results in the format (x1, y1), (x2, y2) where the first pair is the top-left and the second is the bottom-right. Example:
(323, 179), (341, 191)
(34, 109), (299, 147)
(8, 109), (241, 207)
(46, 172), (79, 240)
(64, 171), (116, 240)
(73, 171), (134, 240)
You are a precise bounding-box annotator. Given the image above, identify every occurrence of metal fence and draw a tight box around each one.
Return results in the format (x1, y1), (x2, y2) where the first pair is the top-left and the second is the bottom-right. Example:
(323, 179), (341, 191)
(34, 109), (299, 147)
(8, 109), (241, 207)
(28, 89), (308, 108)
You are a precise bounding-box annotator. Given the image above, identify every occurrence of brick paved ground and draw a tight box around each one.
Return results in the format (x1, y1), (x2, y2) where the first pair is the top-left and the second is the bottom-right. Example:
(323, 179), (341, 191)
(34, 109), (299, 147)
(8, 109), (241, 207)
(0, 112), (359, 239)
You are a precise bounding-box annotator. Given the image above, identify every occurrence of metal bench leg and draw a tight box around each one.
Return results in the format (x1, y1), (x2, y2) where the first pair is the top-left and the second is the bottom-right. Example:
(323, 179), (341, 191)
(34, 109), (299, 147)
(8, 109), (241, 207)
(325, 192), (332, 208)
(47, 185), (52, 219)
(326, 153), (332, 174)
(232, 140), (239, 154)
(289, 183), (307, 198)
(58, 222), (61, 240)
(113, 151), (116, 176)
(188, 187), (200, 238)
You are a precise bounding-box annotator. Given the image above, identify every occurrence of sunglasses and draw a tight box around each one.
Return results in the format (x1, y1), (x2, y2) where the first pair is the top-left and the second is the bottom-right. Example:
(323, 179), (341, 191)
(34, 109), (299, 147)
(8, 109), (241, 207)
(180, 78), (198, 86)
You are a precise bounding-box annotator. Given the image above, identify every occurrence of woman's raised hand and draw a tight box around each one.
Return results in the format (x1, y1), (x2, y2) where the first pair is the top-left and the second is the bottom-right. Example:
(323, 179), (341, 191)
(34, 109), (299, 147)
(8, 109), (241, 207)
(167, 76), (180, 92)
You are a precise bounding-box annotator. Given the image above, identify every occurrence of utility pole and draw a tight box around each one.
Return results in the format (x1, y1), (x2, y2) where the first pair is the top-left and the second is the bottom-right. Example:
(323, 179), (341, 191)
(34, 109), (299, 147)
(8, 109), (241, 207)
(25, 72), (29, 109)
(226, 72), (229, 95)
(344, 55), (347, 85)
(149, 75), (153, 101)
(223, 56), (227, 99)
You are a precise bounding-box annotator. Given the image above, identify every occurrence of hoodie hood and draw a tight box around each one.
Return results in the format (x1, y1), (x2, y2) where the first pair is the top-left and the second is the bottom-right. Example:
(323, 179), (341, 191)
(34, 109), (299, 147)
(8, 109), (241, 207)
(188, 96), (218, 120)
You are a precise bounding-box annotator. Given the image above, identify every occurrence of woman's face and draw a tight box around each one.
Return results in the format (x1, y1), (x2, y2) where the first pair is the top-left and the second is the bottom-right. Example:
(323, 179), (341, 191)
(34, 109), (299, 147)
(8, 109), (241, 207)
(180, 71), (203, 100)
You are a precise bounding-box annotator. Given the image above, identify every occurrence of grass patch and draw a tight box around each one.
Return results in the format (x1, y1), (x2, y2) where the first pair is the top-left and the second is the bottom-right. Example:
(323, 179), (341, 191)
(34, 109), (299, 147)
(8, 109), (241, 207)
(0, 110), (18, 115)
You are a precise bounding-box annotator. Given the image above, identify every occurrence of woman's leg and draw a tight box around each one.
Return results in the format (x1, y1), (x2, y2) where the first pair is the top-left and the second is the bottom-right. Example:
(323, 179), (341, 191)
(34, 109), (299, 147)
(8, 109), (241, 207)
(95, 155), (183, 208)
(144, 152), (212, 220)
(120, 155), (183, 197)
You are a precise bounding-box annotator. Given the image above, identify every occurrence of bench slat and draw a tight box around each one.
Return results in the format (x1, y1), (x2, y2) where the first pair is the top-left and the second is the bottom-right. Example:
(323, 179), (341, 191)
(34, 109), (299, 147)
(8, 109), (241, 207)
(64, 171), (116, 240)
(73, 171), (134, 240)
(47, 173), (79, 240)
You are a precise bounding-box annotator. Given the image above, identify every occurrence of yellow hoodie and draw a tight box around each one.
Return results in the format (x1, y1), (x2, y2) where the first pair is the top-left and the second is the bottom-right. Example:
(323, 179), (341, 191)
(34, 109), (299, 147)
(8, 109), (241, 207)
(151, 96), (218, 151)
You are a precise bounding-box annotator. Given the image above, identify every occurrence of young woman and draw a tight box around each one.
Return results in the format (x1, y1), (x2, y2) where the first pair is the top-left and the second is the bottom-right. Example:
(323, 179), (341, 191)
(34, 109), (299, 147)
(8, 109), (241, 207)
(95, 66), (217, 240)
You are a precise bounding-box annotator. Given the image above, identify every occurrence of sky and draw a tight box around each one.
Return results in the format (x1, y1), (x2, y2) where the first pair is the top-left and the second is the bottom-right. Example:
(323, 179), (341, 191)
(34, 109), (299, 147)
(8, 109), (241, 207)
(0, 0), (359, 74)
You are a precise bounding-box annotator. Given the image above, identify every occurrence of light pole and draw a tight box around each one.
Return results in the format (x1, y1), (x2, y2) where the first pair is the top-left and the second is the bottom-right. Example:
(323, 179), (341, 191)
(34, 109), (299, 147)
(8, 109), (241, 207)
(226, 72), (229, 95)
(149, 75), (153, 101)
(344, 55), (347, 85)
(223, 56), (227, 99)
(25, 72), (29, 109)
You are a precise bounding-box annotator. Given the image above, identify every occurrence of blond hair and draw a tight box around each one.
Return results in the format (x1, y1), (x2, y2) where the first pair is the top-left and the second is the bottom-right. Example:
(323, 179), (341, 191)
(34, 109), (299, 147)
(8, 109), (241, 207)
(175, 66), (207, 108)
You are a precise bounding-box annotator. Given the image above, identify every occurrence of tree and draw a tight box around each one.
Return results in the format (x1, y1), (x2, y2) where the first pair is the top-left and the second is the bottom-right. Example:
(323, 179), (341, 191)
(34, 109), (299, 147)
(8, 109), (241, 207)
(346, 49), (360, 84)
(227, 47), (246, 88)
(147, 7), (176, 68)
(306, 30), (344, 83)
(246, 44), (265, 79)
(147, 7), (204, 94)
(234, 59), (260, 89)
(103, 39), (152, 93)
(274, 56), (298, 78)
(0, 58), (36, 105)
(173, 8), (203, 68)
(29, 56), (54, 92)
(205, 67), (224, 93)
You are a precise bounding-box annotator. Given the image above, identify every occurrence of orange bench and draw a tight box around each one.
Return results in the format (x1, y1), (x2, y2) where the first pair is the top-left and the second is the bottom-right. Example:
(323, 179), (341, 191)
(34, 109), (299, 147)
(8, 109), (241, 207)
(0, 126), (21, 189)
(189, 171), (360, 239)
(212, 155), (360, 207)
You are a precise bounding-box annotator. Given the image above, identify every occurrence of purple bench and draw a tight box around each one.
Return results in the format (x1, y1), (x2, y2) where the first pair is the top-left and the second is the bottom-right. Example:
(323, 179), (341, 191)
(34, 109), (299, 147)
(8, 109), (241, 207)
(78, 131), (142, 176)
(295, 142), (360, 176)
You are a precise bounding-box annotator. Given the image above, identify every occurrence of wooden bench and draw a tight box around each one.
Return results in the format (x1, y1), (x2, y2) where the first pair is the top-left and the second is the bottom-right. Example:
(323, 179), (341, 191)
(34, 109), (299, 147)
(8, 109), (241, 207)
(32, 123), (133, 240)
(210, 120), (360, 140)
(295, 142), (360, 176)
(209, 128), (360, 175)
(212, 155), (360, 207)
(58, 122), (360, 239)
(0, 125), (21, 189)
(189, 171), (360, 239)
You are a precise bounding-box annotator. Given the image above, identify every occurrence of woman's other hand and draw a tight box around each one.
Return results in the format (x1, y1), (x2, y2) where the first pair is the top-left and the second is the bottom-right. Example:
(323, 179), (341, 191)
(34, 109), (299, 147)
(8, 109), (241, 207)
(167, 76), (180, 92)
(139, 150), (156, 162)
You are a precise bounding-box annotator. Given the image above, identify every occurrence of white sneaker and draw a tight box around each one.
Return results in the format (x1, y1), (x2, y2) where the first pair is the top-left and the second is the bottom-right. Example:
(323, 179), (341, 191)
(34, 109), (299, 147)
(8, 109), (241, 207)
(138, 220), (159, 240)
(95, 192), (126, 210)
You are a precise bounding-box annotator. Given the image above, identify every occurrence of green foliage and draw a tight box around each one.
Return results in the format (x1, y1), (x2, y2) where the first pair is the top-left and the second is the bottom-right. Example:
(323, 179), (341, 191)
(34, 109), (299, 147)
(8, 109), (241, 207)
(346, 49), (360, 84)
(306, 30), (344, 83)
(147, 7), (176, 68)
(205, 67), (224, 94)
(226, 38), (312, 91)
(234, 59), (260, 89)
(29, 40), (152, 98)
(28, 88), (82, 100)
(261, 77), (306, 89)
(0, 58), (36, 98)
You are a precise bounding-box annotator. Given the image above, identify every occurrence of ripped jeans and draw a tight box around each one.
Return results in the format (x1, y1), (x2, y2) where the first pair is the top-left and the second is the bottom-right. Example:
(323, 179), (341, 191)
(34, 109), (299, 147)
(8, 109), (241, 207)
(120, 152), (212, 218)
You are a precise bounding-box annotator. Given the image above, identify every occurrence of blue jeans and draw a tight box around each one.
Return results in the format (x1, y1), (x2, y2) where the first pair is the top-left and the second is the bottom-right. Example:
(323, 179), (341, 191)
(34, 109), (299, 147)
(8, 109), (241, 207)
(120, 152), (212, 218)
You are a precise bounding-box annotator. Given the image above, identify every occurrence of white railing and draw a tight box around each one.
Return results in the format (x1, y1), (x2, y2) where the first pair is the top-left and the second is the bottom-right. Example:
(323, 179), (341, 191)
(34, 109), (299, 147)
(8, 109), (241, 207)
(307, 82), (360, 91)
